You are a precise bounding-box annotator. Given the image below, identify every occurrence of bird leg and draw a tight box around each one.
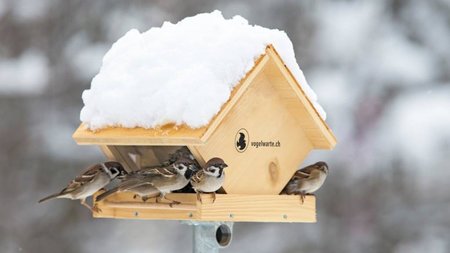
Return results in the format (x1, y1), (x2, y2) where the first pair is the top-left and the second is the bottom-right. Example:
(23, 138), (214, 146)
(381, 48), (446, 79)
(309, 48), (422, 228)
(141, 196), (153, 202)
(80, 198), (101, 213)
(210, 192), (216, 203)
(300, 192), (305, 204)
(196, 192), (203, 204)
(162, 195), (181, 208)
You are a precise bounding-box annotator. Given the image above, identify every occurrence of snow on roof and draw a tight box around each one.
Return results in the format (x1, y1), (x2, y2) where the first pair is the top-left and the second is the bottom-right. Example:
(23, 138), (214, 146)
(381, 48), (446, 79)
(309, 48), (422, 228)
(80, 10), (326, 130)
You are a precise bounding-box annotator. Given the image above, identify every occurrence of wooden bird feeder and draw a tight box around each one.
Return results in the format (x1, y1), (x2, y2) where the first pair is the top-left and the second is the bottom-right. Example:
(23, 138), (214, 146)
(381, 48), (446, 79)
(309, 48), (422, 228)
(73, 45), (336, 223)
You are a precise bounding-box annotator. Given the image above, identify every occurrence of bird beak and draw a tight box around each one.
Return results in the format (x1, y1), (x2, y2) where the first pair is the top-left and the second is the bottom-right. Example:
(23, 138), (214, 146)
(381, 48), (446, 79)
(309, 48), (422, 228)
(218, 168), (224, 178)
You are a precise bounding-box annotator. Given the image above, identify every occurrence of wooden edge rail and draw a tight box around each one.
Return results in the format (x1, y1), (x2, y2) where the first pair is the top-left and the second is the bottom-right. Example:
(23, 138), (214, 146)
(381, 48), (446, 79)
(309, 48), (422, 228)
(93, 192), (316, 223)
(101, 200), (197, 211)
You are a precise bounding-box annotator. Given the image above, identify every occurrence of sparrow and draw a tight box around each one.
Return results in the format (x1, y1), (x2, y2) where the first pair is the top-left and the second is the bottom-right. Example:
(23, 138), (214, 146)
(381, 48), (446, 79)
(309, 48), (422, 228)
(144, 147), (200, 171)
(190, 157), (228, 203)
(39, 161), (127, 212)
(282, 161), (329, 203)
(96, 158), (196, 206)
(167, 147), (196, 165)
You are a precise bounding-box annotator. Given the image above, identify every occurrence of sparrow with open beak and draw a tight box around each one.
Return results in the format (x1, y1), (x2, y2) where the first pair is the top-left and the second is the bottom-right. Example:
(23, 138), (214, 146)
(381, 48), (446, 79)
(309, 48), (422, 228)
(282, 161), (329, 203)
(190, 157), (228, 203)
(39, 161), (127, 212)
(96, 158), (196, 206)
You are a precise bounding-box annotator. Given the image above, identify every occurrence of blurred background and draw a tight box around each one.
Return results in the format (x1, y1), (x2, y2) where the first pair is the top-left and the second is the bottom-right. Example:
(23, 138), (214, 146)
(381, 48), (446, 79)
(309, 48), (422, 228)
(1, 0), (449, 252)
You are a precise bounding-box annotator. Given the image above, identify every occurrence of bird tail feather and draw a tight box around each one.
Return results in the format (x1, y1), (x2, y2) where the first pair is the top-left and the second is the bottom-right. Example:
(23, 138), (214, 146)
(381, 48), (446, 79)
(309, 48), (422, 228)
(38, 193), (62, 203)
(96, 188), (119, 202)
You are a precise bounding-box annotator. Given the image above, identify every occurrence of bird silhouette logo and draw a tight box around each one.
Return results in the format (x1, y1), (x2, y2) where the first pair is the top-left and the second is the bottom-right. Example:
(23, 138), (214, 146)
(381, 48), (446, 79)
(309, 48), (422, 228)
(235, 129), (249, 152)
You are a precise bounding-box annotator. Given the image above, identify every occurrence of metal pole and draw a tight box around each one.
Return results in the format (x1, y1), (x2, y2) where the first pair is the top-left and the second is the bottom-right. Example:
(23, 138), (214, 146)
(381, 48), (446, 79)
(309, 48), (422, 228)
(183, 221), (233, 253)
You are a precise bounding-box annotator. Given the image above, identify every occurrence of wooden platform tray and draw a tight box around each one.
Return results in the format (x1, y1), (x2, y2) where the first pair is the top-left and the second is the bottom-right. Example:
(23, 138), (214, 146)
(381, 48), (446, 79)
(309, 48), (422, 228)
(94, 192), (316, 223)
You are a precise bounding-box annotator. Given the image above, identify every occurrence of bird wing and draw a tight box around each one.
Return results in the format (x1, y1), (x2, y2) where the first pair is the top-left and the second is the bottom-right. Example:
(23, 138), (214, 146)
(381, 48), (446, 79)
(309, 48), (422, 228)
(282, 178), (300, 194)
(292, 164), (320, 180)
(95, 175), (156, 202)
(190, 170), (205, 184)
(138, 166), (177, 178)
(61, 164), (102, 194)
(120, 179), (155, 192)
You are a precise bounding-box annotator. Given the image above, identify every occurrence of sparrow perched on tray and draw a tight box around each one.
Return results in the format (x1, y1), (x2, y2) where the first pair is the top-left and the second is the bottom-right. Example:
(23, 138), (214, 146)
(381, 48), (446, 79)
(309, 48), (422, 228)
(96, 158), (196, 206)
(39, 161), (127, 212)
(190, 157), (228, 203)
(282, 161), (329, 203)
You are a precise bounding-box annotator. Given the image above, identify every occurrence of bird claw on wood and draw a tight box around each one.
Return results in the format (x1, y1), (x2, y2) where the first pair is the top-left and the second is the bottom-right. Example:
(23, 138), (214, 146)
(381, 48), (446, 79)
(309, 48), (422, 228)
(162, 195), (180, 207)
(92, 204), (102, 213)
(211, 192), (216, 204)
(168, 201), (181, 208)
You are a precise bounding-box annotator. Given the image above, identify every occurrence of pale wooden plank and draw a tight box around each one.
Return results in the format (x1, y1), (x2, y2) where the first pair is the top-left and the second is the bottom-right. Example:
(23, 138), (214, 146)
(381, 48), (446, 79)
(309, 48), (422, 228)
(93, 192), (316, 223)
(99, 145), (115, 160)
(265, 45), (337, 149)
(72, 123), (206, 146)
(199, 194), (316, 223)
(134, 146), (160, 168)
(93, 192), (200, 220)
(106, 146), (140, 171)
(187, 145), (206, 167)
(200, 53), (270, 142)
(196, 63), (314, 195)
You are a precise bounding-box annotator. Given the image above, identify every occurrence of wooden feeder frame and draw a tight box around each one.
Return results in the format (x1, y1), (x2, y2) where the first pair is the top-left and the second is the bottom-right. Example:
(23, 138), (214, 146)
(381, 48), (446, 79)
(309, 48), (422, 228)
(73, 45), (336, 223)
(94, 192), (315, 223)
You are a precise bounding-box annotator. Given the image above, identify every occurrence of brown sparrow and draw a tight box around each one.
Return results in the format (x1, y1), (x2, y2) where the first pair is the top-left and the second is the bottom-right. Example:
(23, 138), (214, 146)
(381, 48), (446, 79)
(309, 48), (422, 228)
(144, 147), (200, 171)
(96, 158), (196, 206)
(39, 161), (127, 212)
(167, 147), (196, 164)
(282, 161), (329, 203)
(190, 157), (228, 203)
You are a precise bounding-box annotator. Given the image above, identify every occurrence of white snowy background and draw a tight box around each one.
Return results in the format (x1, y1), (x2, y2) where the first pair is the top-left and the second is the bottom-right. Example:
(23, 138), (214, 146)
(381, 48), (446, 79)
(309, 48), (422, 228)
(0, 0), (449, 252)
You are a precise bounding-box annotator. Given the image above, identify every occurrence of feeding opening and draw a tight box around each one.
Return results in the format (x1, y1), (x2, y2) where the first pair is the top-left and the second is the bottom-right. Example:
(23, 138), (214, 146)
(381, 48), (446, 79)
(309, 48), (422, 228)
(216, 224), (232, 247)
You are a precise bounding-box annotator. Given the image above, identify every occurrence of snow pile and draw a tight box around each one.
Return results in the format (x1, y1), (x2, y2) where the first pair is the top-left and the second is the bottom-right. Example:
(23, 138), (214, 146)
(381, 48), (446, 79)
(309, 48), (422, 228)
(81, 10), (325, 130)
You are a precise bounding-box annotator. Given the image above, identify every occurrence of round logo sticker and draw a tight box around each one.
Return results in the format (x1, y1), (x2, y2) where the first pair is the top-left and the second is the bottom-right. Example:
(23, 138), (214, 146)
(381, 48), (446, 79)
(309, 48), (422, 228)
(235, 128), (249, 153)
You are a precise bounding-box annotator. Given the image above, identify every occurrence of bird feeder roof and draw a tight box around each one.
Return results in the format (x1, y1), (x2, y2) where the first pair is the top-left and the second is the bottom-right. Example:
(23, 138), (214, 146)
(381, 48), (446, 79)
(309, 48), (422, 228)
(73, 45), (336, 149)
